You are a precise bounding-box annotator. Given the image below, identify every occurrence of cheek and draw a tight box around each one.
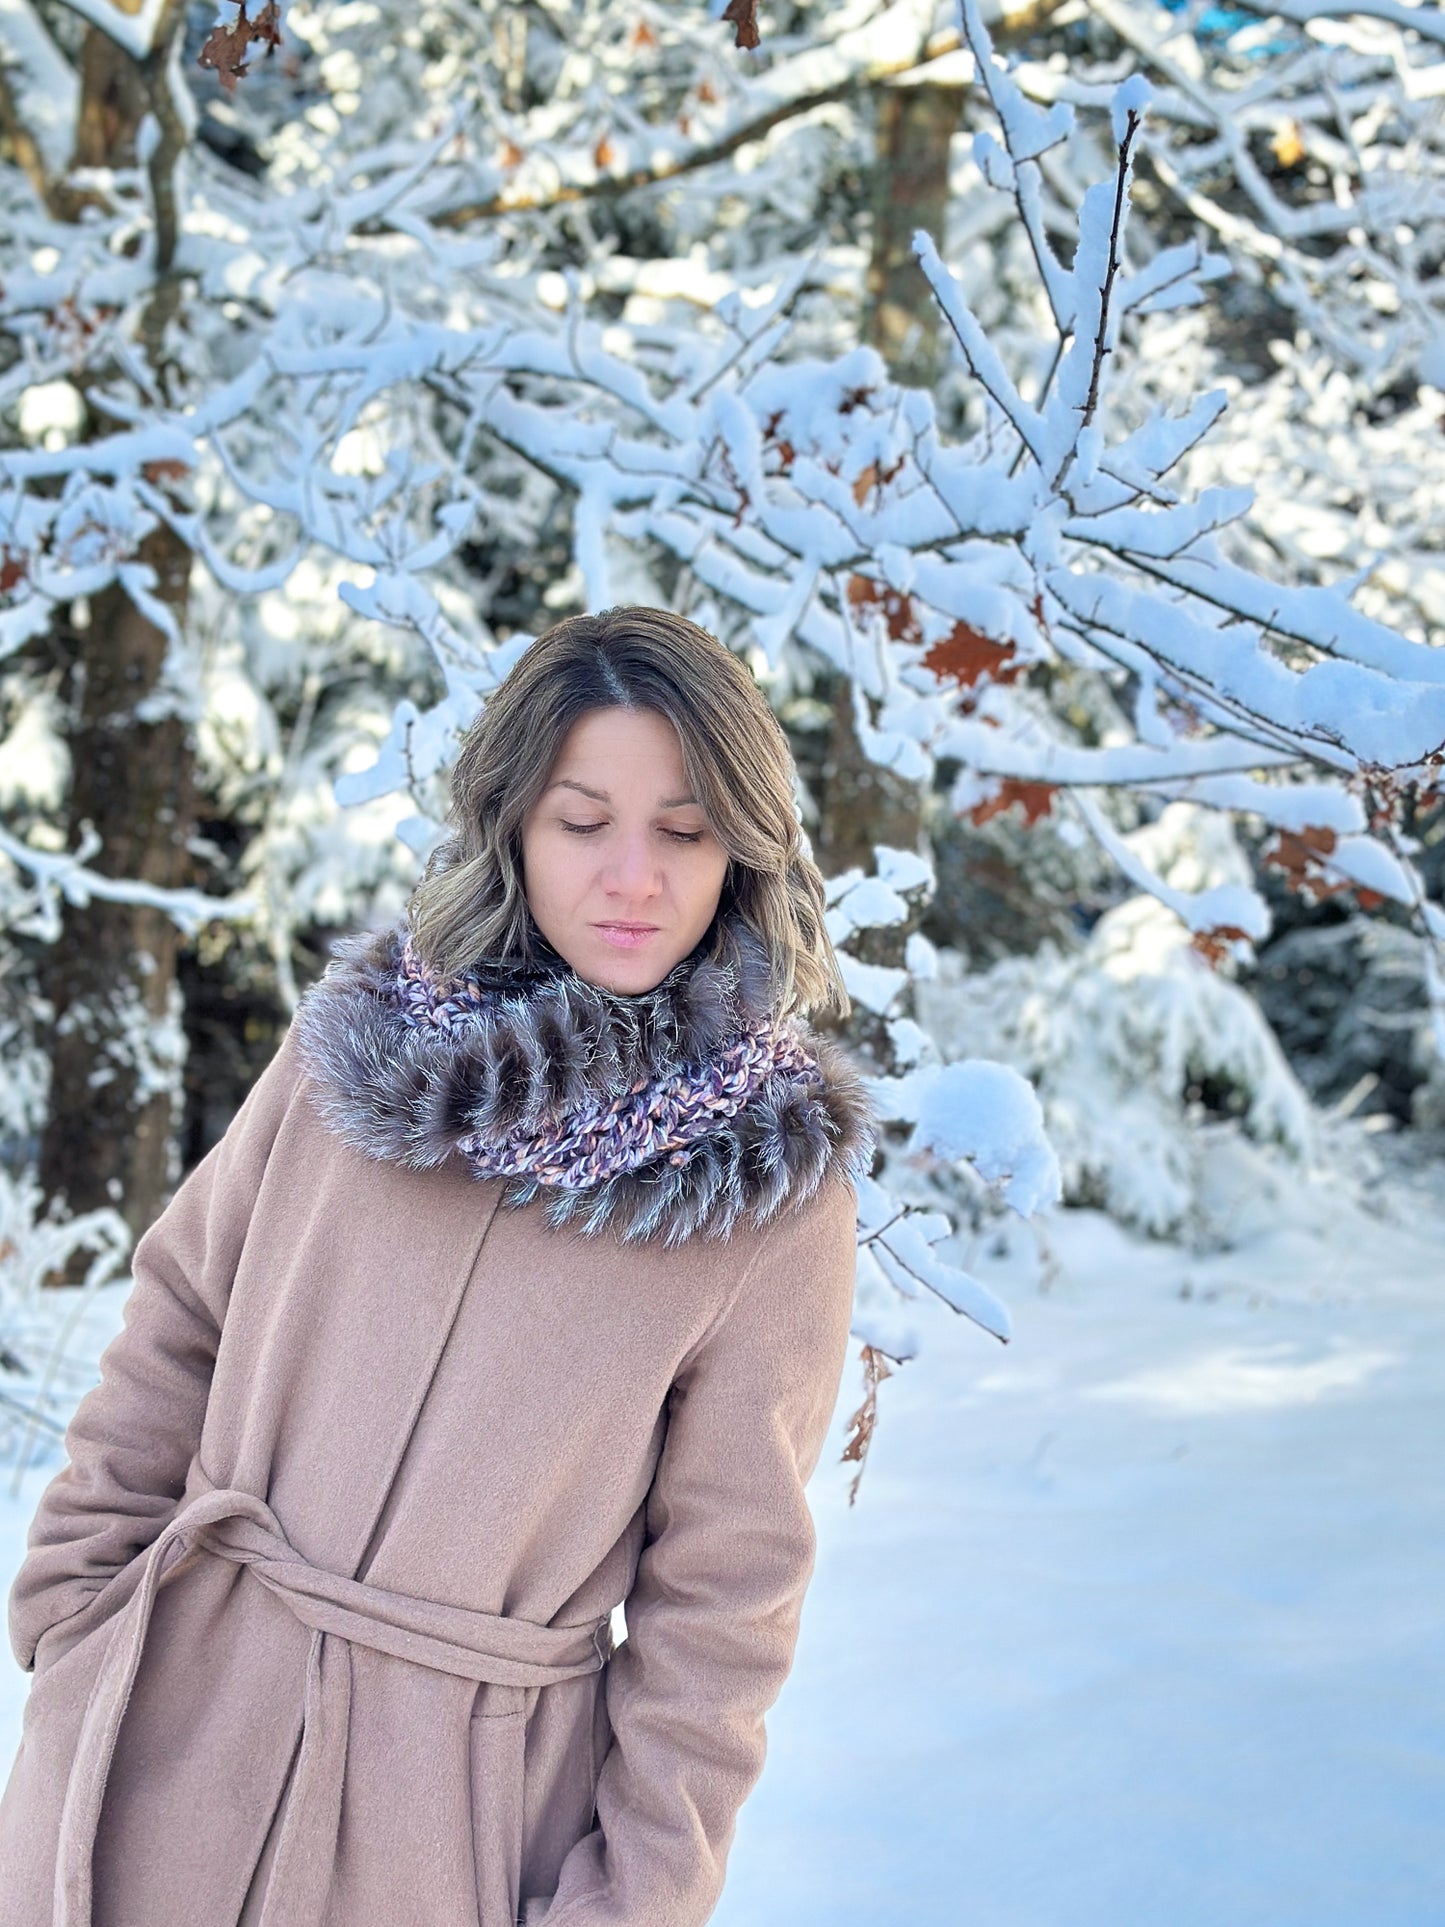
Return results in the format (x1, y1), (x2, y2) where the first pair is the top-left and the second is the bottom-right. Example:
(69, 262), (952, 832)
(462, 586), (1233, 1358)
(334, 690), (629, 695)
(685, 849), (730, 910)
(520, 826), (572, 902)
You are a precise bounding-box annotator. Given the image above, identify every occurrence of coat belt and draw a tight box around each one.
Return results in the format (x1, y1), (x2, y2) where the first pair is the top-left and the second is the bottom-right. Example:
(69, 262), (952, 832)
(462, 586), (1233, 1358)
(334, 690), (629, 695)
(52, 1479), (612, 1927)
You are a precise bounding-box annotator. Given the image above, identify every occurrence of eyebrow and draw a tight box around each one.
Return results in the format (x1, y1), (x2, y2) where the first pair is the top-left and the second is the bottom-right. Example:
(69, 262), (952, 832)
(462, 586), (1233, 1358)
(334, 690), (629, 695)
(547, 779), (700, 809)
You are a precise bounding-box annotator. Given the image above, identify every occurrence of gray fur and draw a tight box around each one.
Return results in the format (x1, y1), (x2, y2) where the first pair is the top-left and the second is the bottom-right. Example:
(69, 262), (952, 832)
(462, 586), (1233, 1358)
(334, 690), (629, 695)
(291, 916), (877, 1247)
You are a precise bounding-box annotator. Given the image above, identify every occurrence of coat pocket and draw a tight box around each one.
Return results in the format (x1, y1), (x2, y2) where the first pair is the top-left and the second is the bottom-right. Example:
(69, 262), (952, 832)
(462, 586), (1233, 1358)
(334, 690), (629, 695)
(18, 1595), (124, 1765)
(29, 1511), (207, 1682)
(29, 1552), (141, 1681)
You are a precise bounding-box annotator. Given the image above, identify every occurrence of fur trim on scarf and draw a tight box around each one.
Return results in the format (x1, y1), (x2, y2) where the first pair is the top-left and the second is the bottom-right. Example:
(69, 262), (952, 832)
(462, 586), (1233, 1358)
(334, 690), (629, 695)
(291, 913), (877, 1246)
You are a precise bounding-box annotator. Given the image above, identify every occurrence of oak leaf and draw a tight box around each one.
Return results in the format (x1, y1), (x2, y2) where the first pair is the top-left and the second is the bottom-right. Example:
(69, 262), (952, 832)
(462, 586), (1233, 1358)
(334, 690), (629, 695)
(1262, 825), (1346, 904)
(197, 0), (283, 95)
(967, 779), (1057, 829)
(841, 1344), (893, 1507)
(923, 621), (1021, 690)
(722, 0), (761, 51)
(847, 574), (921, 644)
(1190, 924), (1253, 968)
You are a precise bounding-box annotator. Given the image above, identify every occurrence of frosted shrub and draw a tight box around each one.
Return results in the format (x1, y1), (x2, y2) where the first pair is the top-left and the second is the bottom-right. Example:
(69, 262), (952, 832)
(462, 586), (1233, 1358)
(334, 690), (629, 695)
(0, 1167), (131, 1470)
(916, 894), (1314, 1244)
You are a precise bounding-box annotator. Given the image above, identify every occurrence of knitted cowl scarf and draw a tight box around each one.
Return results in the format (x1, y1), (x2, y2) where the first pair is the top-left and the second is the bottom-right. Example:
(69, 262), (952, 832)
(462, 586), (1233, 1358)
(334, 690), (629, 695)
(291, 910), (877, 1247)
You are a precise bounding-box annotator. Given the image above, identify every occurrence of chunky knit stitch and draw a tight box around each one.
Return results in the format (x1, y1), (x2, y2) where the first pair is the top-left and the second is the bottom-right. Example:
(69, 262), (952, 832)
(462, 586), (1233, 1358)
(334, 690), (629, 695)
(397, 932), (820, 1189)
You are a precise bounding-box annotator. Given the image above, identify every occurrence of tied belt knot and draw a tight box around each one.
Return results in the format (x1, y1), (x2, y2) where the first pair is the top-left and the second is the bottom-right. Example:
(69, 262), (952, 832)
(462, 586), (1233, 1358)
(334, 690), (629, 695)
(53, 1477), (613, 1927)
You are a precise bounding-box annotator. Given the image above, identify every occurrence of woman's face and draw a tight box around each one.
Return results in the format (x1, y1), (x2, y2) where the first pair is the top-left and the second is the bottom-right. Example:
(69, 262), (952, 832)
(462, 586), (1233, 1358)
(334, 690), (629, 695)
(519, 705), (731, 994)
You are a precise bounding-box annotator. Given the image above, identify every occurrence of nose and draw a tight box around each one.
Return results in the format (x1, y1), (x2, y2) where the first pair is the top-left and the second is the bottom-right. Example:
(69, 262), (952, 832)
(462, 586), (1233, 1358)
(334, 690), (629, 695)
(602, 829), (664, 900)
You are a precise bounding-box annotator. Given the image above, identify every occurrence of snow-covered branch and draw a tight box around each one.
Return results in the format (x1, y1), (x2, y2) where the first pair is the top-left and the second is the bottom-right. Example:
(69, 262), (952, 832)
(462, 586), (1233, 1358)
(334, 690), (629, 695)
(0, 0), (79, 192)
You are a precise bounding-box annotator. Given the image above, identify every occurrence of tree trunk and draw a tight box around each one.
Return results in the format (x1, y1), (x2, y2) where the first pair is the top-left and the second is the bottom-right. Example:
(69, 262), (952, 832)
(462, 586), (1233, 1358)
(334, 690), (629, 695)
(812, 674), (930, 1067)
(813, 86), (963, 1057)
(863, 83), (963, 390)
(37, 518), (197, 1274)
(28, 17), (199, 1280)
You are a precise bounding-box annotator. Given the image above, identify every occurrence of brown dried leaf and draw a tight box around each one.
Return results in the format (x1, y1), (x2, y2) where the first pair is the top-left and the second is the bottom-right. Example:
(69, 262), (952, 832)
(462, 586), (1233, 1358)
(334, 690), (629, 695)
(967, 778), (1057, 829)
(1262, 825), (1346, 904)
(923, 621), (1022, 690)
(1190, 923), (1253, 968)
(197, 0), (283, 95)
(761, 414), (796, 474)
(852, 463), (879, 506)
(851, 456), (903, 506)
(722, 0), (760, 50)
(847, 574), (921, 645)
(0, 547), (27, 596)
(840, 1344), (893, 1506)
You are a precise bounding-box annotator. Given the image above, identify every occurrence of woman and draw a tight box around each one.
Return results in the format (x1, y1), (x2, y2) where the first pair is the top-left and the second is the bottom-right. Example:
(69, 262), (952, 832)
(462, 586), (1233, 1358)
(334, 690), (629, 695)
(0, 607), (876, 1927)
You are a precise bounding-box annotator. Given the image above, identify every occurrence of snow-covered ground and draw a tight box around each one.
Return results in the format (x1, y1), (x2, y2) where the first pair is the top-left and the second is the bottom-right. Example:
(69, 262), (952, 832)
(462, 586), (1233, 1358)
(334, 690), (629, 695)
(717, 1158), (1445, 1927)
(3, 1154), (1442, 1925)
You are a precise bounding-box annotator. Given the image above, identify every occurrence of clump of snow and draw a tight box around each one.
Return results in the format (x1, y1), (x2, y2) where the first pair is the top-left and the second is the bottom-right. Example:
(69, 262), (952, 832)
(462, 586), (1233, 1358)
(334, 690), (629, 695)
(907, 1058), (1062, 1218)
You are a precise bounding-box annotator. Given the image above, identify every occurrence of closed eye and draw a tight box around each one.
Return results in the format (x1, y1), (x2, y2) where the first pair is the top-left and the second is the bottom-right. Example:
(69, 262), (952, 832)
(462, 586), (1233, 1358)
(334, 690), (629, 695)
(560, 822), (706, 844)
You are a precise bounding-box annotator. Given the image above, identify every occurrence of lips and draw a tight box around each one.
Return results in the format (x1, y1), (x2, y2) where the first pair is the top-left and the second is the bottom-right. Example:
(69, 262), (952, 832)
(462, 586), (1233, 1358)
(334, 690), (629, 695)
(593, 922), (661, 950)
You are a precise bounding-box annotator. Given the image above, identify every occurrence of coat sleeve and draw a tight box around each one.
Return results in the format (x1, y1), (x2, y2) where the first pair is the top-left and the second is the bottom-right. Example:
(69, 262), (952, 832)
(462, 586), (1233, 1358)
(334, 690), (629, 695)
(543, 1171), (860, 1927)
(6, 1022), (305, 1674)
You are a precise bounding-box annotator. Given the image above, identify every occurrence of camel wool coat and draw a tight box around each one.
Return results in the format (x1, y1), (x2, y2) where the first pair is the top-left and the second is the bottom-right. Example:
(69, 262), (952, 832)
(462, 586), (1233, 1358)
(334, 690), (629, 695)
(0, 950), (869, 1927)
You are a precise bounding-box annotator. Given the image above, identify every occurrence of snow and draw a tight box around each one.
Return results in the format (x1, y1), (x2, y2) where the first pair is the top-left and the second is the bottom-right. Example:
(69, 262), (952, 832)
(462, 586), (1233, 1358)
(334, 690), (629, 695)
(904, 1058), (1063, 1218)
(915, 910), (1317, 1242)
(3, 0), (1441, 1016)
(0, 1279), (130, 1752)
(712, 1162), (1445, 1927)
(0, 821), (254, 942)
(4, 1154), (1440, 1922)
(0, 0), (79, 180)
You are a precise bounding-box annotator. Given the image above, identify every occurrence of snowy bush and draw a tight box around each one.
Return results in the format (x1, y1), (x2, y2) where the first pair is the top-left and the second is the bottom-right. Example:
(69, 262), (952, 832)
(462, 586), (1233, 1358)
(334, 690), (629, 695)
(1249, 913), (1443, 1128)
(0, 1167), (131, 1471)
(916, 892), (1314, 1243)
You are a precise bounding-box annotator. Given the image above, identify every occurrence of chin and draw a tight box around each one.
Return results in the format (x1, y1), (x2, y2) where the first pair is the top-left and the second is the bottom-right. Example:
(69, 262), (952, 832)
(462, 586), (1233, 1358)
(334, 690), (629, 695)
(575, 932), (686, 995)
(586, 956), (675, 995)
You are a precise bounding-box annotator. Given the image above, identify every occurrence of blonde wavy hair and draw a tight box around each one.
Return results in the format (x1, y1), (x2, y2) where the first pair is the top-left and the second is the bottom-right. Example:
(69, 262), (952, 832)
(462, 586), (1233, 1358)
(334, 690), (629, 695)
(406, 606), (850, 1020)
